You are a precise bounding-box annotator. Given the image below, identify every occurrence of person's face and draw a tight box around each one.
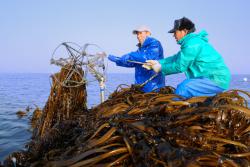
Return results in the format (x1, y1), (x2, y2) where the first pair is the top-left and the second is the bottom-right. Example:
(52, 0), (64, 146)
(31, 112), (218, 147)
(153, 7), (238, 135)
(173, 29), (188, 42)
(136, 31), (150, 44)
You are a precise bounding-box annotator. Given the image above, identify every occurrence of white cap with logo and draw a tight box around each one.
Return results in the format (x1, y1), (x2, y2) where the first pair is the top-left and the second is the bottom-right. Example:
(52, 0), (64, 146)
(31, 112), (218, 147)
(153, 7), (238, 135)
(132, 25), (151, 34)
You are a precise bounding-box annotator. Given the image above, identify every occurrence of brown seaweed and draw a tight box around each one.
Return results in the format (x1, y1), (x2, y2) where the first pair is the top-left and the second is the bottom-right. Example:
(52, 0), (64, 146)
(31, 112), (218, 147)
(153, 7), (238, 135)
(3, 66), (250, 167)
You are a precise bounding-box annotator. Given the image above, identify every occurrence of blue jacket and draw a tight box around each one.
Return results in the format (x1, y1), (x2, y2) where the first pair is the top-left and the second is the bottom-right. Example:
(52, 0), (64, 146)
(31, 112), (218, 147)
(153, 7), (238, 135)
(114, 37), (165, 92)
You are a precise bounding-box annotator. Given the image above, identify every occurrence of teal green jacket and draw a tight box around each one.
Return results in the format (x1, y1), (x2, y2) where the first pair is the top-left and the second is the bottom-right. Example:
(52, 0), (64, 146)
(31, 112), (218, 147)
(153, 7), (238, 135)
(159, 30), (231, 89)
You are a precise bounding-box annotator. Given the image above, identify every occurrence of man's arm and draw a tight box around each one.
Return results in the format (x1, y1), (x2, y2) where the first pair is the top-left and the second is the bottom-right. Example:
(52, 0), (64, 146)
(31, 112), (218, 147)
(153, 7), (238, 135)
(118, 41), (163, 67)
(108, 54), (135, 67)
(159, 45), (199, 75)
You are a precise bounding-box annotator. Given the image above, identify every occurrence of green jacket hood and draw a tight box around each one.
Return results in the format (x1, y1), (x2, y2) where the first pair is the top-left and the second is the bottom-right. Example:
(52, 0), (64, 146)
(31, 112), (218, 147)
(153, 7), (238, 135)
(178, 30), (208, 46)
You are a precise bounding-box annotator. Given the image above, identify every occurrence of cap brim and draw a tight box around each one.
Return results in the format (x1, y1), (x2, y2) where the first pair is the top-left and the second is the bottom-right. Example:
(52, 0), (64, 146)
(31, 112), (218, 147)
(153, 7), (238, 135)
(133, 30), (151, 34)
(132, 30), (139, 34)
(168, 29), (175, 33)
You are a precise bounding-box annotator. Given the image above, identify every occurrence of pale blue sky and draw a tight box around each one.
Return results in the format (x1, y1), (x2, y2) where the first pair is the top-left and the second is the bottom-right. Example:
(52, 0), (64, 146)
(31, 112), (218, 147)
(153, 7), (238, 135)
(0, 0), (249, 74)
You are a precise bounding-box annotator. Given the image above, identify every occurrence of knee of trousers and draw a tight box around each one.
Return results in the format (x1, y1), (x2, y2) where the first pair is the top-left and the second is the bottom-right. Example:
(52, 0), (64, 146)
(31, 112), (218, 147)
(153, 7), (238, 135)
(175, 81), (192, 98)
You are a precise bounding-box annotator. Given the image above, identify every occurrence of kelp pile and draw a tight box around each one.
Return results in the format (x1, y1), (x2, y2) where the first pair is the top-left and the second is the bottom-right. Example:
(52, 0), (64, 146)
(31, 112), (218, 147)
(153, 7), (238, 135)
(3, 65), (89, 166)
(34, 65), (88, 137)
(3, 71), (250, 166)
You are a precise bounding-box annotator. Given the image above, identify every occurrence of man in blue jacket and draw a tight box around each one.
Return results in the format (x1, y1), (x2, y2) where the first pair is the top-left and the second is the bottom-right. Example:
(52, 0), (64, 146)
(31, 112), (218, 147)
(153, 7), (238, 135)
(108, 26), (165, 92)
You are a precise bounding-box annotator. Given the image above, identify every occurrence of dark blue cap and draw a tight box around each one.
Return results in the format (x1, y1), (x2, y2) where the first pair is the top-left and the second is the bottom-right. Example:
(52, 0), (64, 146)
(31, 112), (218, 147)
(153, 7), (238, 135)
(168, 17), (196, 33)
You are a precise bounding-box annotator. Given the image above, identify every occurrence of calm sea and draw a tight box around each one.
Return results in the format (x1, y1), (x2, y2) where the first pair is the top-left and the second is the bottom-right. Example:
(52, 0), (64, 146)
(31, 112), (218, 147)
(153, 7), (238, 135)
(0, 73), (249, 161)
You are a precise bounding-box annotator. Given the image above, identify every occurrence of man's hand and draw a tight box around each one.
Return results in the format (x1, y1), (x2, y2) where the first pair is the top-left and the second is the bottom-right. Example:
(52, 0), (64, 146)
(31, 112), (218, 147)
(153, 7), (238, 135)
(142, 64), (152, 70)
(108, 55), (120, 63)
(145, 60), (162, 73)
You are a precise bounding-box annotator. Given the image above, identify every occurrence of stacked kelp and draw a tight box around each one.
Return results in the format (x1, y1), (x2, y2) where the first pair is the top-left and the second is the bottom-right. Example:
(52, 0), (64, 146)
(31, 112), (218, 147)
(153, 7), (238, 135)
(3, 69), (250, 166)
(3, 65), (89, 166)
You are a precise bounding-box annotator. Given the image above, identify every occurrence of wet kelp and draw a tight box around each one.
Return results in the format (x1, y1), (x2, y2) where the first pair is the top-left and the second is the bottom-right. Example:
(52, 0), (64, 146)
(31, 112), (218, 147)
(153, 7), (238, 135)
(4, 72), (250, 167)
(34, 65), (88, 138)
(62, 87), (250, 167)
(3, 65), (89, 166)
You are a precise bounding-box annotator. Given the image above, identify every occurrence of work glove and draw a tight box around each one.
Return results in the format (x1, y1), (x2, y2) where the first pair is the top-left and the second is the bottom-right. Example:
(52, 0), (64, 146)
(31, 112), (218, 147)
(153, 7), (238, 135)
(145, 60), (162, 73)
(142, 64), (152, 70)
(108, 55), (120, 63)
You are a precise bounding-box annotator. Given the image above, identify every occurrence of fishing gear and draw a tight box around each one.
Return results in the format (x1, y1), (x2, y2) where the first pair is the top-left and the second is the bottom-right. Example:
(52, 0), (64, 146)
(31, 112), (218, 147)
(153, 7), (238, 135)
(50, 42), (107, 103)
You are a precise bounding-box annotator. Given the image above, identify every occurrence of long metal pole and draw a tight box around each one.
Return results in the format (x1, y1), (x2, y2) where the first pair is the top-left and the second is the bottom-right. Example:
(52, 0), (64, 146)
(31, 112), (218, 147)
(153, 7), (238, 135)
(99, 77), (105, 103)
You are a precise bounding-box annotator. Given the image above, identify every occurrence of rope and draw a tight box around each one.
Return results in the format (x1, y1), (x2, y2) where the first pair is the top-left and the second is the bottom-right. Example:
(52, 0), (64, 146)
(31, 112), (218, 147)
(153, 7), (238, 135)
(139, 73), (159, 88)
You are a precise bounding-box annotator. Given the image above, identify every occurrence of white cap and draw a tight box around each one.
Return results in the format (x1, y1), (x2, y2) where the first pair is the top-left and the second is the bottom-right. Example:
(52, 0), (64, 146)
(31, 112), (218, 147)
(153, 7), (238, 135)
(132, 25), (151, 34)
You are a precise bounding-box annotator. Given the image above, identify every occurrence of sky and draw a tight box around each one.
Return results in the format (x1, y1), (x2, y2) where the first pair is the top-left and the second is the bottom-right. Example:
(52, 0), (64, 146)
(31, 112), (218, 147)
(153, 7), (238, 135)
(0, 0), (249, 74)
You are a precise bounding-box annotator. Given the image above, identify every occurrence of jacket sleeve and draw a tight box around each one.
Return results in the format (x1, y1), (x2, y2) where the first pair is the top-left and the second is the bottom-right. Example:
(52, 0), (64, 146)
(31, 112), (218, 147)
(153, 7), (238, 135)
(159, 45), (199, 75)
(115, 55), (136, 67)
(116, 41), (163, 67)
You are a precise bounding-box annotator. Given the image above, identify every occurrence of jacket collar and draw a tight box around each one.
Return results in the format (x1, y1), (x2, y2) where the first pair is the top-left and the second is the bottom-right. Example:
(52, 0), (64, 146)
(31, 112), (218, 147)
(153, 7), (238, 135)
(137, 37), (154, 48)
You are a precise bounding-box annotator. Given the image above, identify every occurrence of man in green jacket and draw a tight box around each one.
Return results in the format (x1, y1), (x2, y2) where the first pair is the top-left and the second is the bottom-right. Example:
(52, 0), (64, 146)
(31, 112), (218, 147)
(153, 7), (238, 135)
(145, 17), (231, 98)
